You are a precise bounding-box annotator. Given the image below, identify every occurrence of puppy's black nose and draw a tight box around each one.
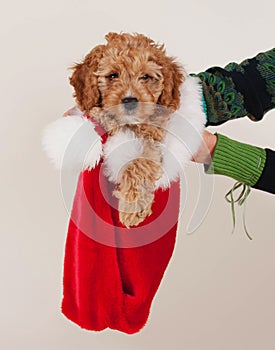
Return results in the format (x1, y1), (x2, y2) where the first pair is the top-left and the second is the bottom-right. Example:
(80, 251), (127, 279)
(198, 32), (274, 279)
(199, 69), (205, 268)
(121, 97), (138, 111)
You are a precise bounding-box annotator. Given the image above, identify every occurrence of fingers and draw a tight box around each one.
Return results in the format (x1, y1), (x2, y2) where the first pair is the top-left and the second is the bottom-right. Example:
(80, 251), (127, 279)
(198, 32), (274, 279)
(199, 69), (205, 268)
(192, 131), (217, 164)
(63, 106), (82, 116)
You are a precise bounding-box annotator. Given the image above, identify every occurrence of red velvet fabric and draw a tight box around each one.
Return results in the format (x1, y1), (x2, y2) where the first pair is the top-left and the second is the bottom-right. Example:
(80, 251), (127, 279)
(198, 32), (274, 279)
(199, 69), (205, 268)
(61, 122), (180, 334)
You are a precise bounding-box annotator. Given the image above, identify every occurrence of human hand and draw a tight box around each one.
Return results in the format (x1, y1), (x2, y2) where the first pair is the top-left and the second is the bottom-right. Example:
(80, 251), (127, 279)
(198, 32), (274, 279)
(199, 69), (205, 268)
(192, 130), (217, 164)
(63, 106), (82, 116)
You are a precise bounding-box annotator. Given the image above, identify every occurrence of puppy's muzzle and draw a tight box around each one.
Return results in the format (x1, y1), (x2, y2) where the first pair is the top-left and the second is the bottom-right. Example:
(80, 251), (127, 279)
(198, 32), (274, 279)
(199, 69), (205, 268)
(121, 97), (138, 112)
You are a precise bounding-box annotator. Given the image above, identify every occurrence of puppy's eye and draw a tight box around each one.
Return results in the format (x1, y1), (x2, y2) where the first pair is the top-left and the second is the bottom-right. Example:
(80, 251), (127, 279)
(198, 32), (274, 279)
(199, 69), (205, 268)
(140, 74), (151, 81)
(107, 73), (119, 80)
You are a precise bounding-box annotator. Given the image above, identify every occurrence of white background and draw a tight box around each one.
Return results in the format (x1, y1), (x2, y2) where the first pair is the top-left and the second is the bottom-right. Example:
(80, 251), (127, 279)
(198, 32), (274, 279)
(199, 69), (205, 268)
(1, 0), (275, 349)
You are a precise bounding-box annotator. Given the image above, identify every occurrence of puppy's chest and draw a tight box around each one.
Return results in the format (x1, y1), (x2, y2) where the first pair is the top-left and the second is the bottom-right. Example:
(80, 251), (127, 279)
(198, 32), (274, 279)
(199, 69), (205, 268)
(102, 128), (164, 185)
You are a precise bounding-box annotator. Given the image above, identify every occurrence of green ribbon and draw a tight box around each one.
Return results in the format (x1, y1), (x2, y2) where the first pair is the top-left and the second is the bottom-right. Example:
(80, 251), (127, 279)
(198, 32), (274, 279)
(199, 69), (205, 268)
(225, 182), (252, 240)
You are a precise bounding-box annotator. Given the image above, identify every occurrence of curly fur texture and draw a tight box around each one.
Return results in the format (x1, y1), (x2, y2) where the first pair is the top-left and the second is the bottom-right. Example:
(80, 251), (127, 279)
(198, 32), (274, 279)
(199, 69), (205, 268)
(69, 32), (184, 227)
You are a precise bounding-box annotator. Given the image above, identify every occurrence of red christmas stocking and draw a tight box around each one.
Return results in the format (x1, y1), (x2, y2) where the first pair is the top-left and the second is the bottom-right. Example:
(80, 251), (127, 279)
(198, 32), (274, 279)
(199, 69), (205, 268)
(62, 162), (180, 334)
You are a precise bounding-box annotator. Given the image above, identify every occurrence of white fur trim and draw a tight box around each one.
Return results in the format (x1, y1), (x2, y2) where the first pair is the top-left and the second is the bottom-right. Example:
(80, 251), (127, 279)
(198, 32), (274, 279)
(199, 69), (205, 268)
(156, 76), (207, 188)
(103, 129), (143, 183)
(42, 114), (102, 171)
(43, 76), (206, 183)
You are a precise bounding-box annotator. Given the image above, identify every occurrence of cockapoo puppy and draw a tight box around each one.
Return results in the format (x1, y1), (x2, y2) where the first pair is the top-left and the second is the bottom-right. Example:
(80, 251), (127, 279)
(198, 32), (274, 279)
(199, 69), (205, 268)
(68, 32), (184, 227)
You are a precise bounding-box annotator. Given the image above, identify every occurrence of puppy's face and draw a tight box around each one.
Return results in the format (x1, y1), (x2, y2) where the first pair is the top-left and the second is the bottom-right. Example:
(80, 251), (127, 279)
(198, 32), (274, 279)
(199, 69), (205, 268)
(70, 32), (184, 125)
(96, 49), (164, 123)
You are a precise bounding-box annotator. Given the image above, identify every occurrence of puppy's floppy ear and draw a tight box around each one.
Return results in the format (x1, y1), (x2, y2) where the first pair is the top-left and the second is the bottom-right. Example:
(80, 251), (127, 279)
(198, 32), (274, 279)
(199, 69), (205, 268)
(70, 45), (105, 112)
(158, 58), (184, 111)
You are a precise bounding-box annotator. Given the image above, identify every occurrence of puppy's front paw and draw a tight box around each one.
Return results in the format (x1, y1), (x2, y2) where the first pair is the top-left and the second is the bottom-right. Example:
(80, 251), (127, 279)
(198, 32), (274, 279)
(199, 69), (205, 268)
(119, 206), (152, 228)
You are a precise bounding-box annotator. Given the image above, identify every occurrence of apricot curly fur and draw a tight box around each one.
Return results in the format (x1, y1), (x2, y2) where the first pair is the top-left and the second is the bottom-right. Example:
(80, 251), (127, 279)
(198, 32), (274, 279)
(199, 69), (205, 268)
(69, 32), (184, 227)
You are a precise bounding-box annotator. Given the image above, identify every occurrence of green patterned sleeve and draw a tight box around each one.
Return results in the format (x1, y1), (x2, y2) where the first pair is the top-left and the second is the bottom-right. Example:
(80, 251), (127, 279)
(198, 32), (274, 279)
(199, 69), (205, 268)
(193, 48), (275, 126)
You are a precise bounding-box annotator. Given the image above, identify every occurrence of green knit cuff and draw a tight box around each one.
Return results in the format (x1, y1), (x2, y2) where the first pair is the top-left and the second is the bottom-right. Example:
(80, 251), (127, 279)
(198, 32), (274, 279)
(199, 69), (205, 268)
(206, 134), (266, 186)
